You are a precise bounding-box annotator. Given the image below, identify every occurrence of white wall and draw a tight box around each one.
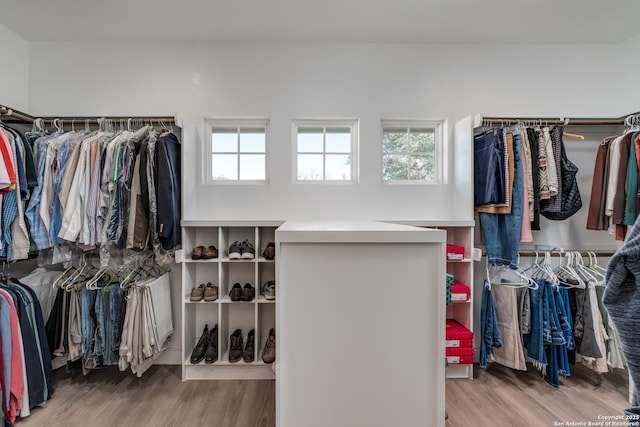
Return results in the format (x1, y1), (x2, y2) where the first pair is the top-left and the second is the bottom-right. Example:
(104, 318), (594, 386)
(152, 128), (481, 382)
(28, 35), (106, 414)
(618, 33), (640, 114)
(0, 24), (29, 111)
(28, 41), (623, 222)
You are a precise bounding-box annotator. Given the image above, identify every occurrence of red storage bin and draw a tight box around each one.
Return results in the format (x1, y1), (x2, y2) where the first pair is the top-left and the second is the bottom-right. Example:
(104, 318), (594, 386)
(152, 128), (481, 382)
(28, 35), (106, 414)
(446, 347), (474, 364)
(446, 244), (465, 261)
(451, 282), (470, 302)
(446, 319), (473, 340)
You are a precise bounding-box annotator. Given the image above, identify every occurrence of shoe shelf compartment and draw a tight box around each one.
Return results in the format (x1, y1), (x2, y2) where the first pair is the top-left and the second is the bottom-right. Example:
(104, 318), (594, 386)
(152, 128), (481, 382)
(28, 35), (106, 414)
(181, 221), (281, 380)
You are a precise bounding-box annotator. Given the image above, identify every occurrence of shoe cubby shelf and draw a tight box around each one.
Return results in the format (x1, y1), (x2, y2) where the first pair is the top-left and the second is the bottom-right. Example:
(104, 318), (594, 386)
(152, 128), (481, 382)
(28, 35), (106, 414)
(181, 222), (281, 381)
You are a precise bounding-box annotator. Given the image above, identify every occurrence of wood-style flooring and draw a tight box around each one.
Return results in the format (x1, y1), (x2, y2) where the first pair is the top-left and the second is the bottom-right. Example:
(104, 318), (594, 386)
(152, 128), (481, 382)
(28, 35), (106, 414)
(18, 363), (629, 427)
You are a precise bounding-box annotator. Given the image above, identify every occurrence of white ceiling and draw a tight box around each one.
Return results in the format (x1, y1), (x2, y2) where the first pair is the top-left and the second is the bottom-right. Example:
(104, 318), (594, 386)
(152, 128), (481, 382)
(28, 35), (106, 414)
(1, 0), (639, 44)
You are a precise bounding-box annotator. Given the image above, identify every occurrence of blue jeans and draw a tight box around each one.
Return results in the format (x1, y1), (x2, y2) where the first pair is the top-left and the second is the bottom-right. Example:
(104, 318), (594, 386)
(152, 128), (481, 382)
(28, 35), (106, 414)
(475, 129), (506, 206)
(80, 287), (97, 364)
(106, 284), (124, 365)
(480, 280), (502, 368)
(480, 133), (524, 269)
(93, 284), (107, 366)
(525, 278), (546, 366)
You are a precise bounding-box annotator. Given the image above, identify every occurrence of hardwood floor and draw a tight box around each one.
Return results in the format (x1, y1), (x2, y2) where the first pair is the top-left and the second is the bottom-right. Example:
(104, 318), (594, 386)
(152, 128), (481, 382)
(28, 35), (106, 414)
(18, 363), (629, 427)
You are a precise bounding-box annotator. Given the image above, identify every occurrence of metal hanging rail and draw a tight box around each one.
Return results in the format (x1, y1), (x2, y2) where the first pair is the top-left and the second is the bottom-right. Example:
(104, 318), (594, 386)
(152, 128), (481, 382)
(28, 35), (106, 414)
(480, 112), (640, 127)
(0, 105), (175, 125)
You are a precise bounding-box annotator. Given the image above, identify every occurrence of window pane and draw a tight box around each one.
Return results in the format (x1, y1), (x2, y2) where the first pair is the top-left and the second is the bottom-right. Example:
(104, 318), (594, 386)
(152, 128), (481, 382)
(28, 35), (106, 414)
(409, 128), (435, 153)
(212, 129), (238, 152)
(325, 128), (351, 153)
(325, 154), (351, 180)
(240, 129), (266, 152)
(212, 154), (238, 180)
(297, 154), (324, 180)
(239, 154), (266, 180)
(382, 154), (408, 180)
(382, 129), (409, 153)
(298, 128), (324, 152)
(408, 154), (435, 181)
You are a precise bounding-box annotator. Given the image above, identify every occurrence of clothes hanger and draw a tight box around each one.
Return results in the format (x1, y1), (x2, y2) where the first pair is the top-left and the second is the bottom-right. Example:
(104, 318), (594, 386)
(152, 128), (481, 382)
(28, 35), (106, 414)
(554, 251), (585, 289)
(571, 252), (598, 285)
(488, 262), (538, 290)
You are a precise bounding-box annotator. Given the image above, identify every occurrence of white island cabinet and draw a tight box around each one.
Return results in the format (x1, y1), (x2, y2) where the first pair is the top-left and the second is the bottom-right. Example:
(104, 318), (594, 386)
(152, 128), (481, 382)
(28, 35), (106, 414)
(275, 221), (446, 427)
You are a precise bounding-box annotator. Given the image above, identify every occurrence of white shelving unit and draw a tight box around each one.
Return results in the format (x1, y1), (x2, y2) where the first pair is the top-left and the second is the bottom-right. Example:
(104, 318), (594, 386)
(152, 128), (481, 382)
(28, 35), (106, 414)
(393, 220), (475, 380)
(180, 220), (281, 380)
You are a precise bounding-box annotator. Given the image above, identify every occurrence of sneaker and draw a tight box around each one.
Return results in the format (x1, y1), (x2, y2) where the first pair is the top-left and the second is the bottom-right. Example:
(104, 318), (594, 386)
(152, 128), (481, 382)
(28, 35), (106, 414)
(241, 240), (255, 260)
(243, 329), (255, 363)
(229, 283), (243, 302)
(229, 241), (242, 259)
(204, 325), (218, 364)
(261, 280), (275, 300)
(190, 324), (209, 364)
(204, 283), (218, 301)
(229, 329), (243, 363)
(262, 242), (275, 260)
(242, 283), (255, 302)
(201, 245), (218, 259)
(190, 284), (205, 301)
(262, 328), (275, 364)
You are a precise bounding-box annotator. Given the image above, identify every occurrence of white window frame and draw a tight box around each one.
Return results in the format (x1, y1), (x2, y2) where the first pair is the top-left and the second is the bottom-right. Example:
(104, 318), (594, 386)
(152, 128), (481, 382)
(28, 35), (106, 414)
(292, 118), (359, 184)
(204, 117), (270, 185)
(380, 119), (445, 185)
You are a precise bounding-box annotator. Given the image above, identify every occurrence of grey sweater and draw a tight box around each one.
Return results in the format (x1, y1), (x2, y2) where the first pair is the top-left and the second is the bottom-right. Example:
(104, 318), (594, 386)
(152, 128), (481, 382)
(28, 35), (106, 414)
(604, 214), (640, 403)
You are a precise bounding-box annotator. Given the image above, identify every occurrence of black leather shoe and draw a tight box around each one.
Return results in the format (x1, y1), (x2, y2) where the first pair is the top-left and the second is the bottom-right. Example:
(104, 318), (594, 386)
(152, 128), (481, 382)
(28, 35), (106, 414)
(229, 329), (243, 363)
(190, 324), (209, 364)
(204, 325), (218, 364)
(243, 329), (255, 363)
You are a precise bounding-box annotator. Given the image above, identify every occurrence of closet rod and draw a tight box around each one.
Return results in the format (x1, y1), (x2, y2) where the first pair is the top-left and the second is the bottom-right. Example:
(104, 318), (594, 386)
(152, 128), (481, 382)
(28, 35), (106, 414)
(482, 250), (616, 257)
(517, 250), (615, 257)
(481, 116), (628, 126)
(0, 105), (175, 124)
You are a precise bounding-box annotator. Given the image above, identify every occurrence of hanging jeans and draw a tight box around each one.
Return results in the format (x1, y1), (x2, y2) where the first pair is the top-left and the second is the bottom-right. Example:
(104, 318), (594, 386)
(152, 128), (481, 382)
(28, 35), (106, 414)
(525, 278), (546, 367)
(480, 133), (523, 269)
(474, 129), (506, 206)
(480, 280), (502, 368)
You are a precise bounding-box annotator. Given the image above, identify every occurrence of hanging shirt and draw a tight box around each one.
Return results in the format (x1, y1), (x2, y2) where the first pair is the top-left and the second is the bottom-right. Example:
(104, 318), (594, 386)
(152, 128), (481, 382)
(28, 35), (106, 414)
(25, 135), (54, 250)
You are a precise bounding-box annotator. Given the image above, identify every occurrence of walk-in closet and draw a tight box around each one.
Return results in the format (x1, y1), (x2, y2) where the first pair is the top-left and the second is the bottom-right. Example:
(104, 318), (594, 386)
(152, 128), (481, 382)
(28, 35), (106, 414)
(1, 1), (640, 426)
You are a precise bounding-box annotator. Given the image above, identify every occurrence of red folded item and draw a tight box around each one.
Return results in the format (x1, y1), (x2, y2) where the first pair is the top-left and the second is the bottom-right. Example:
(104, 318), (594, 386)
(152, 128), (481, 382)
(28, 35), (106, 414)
(451, 282), (470, 302)
(446, 244), (465, 260)
(446, 319), (473, 340)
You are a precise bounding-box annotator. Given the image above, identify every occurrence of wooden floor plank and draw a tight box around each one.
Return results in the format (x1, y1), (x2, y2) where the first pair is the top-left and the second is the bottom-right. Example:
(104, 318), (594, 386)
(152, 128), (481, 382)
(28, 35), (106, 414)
(17, 362), (629, 427)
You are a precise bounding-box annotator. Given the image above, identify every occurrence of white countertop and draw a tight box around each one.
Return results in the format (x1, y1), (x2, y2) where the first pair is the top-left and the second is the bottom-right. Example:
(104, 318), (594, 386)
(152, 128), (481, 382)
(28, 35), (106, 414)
(276, 220), (446, 243)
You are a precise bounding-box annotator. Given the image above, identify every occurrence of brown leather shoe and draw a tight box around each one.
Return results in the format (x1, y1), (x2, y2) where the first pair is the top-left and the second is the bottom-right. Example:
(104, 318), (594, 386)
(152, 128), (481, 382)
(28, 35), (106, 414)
(262, 242), (275, 260)
(191, 246), (204, 260)
(204, 283), (218, 301)
(229, 329), (243, 363)
(190, 284), (205, 301)
(262, 328), (275, 363)
(229, 283), (243, 302)
(243, 329), (255, 363)
(242, 283), (255, 302)
(202, 245), (218, 259)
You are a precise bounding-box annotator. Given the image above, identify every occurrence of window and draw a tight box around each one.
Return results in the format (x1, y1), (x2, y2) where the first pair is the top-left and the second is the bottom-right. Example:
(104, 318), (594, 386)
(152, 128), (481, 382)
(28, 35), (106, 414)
(294, 119), (358, 182)
(381, 120), (443, 183)
(207, 119), (268, 182)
